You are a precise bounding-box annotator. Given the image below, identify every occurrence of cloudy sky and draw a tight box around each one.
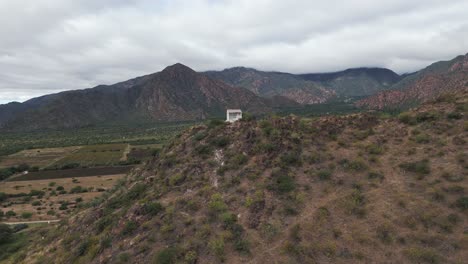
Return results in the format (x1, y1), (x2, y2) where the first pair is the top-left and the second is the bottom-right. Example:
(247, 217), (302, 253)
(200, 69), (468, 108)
(0, 0), (467, 103)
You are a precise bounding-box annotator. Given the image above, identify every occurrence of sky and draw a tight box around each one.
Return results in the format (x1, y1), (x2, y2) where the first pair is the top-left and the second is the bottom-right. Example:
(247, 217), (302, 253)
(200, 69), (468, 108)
(0, 0), (467, 104)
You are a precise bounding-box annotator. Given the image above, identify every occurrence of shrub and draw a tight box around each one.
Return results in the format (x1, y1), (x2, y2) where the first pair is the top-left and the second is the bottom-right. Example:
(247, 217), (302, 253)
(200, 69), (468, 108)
(21, 212), (32, 219)
(12, 223), (28, 233)
(414, 133), (431, 144)
(447, 112), (462, 120)
(31, 201), (41, 206)
(398, 112), (415, 125)
(340, 159), (367, 172)
(59, 203), (68, 210)
(121, 220), (138, 236)
(268, 170), (295, 193)
(142, 202), (164, 216)
(366, 144), (383, 155)
(209, 237), (225, 260)
(259, 120), (273, 136)
(317, 170), (332, 181)
(368, 172), (384, 180)
(0, 224), (13, 244)
(404, 247), (441, 264)
(399, 159), (430, 176)
(5, 210), (16, 217)
(211, 136), (230, 148)
(208, 193), (228, 213)
(195, 144), (212, 156)
(280, 152), (302, 167)
(416, 111), (439, 123)
(208, 119), (225, 127)
(56, 186), (64, 191)
(193, 131), (207, 141)
(455, 197), (468, 210)
(70, 186), (86, 194)
(0, 192), (6, 202)
(231, 154), (248, 166)
(48, 182), (56, 187)
(154, 247), (177, 264)
(169, 174), (186, 186)
(127, 183), (147, 200)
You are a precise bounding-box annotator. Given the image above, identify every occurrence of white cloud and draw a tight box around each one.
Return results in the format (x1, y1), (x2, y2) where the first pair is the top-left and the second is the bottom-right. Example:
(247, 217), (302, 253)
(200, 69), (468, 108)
(0, 0), (467, 103)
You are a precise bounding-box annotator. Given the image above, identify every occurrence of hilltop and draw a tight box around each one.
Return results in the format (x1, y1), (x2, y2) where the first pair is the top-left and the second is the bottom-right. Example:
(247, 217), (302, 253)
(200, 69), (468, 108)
(4, 89), (467, 264)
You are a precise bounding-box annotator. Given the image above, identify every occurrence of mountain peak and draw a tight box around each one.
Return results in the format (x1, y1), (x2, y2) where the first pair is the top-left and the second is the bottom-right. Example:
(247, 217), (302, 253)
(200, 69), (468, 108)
(161, 63), (196, 75)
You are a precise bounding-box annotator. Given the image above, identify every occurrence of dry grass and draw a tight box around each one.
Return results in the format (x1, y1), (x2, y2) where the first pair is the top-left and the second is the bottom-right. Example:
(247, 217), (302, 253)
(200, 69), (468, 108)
(0, 146), (81, 169)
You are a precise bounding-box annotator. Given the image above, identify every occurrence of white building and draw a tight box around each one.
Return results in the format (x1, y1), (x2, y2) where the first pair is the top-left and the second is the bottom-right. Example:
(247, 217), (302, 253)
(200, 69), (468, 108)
(226, 109), (242, 122)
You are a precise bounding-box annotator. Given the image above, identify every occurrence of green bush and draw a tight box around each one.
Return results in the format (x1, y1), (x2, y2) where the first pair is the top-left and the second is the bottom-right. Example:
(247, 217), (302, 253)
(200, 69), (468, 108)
(404, 247), (441, 264)
(208, 193), (228, 213)
(5, 210), (16, 217)
(447, 112), (462, 120)
(211, 136), (230, 148)
(208, 119), (225, 128)
(414, 133), (431, 144)
(193, 131), (207, 141)
(317, 170), (332, 181)
(0, 224), (13, 244)
(280, 152), (302, 167)
(195, 144), (212, 156)
(399, 159), (430, 176)
(31, 201), (41, 206)
(143, 202), (164, 216)
(0, 192), (6, 202)
(366, 144), (383, 155)
(416, 111), (439, 123)
(127, 183), (147, 200)
(398, 113), (416, 125)
(154, 247), (177, 264)
(268, 170), (295, 193)
(209, 237), (225, 260)
(122, 221), (138, 236)
(455, 197), (468, 210)
(21, 212), (32, 219)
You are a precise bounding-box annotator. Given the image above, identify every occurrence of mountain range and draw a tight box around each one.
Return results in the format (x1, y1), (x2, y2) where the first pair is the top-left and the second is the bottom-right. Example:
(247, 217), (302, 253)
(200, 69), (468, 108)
(0, 53), (467, 131)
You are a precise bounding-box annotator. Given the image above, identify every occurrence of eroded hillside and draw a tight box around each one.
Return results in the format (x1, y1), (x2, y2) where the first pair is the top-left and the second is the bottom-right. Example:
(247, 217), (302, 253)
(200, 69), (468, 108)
(9, 91), (468, 264)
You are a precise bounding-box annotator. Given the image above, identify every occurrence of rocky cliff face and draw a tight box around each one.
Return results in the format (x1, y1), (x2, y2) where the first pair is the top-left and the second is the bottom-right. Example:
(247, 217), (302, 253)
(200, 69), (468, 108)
(356, 54), (468, 109)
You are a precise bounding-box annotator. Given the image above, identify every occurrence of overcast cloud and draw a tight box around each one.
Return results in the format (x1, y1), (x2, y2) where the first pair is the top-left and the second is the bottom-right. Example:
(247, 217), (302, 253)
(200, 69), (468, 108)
(0, 0), (467, 103)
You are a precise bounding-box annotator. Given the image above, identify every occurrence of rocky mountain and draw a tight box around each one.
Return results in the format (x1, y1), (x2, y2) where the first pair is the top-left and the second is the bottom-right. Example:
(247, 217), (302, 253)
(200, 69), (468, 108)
(206, 67), (402, 103)
(356, 54), (468, 109)
(0, 64), (278, 131)
(299, 67), (402, 97)
(9, 89), (467, 263)
(205, 67), (336, 104)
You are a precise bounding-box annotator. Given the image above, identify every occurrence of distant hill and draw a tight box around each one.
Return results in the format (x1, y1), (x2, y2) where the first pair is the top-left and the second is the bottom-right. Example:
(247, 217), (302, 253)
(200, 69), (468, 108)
(205, 67), (335, 104)
(356, 54), (468, 109)
(0, 64), (281, 131)
(299, 67), (402, 97)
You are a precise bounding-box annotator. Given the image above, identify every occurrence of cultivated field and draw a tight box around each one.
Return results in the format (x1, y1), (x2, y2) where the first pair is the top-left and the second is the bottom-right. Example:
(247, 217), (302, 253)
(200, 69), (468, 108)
(0, 146), (81, 169)
(50, 143), (129, 168)
(6, 166), (133, 181)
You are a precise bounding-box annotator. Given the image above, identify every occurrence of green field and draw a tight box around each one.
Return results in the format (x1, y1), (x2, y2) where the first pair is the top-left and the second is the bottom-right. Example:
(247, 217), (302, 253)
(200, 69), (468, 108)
(50, 144), (128, 168)
(0, 121), (196, 157)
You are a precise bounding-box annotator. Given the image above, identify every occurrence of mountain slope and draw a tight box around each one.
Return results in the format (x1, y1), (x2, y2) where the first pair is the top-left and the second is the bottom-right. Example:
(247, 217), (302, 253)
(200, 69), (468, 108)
(0, 64), (275, 131)
(299, 67), (402, 97)
(205, 67), (335, 104)
(13, 89), (467, 264)
(356, 54), (468, 109)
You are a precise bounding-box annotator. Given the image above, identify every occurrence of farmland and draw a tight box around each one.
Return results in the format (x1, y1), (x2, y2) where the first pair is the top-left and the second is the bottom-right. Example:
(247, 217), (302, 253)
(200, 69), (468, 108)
(0, 146), (81, 169)
(0, 174), (125, 221)
(48, 144), (129, 168)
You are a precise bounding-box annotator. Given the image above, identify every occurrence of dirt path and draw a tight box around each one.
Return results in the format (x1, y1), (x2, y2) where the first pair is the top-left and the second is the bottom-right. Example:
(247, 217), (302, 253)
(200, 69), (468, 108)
(2, 220), (60, 225)
(120, 144), (131, 161)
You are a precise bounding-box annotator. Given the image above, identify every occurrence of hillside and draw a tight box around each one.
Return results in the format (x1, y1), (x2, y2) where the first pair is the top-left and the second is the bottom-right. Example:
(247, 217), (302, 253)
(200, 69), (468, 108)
(6, 89), (467, 264)
(299, 67), (401, 97)
(206, 67), (402, 103)
(205, 67), (336, 104)
(0, 64), (276, 131)
(356, 54), (468, 109)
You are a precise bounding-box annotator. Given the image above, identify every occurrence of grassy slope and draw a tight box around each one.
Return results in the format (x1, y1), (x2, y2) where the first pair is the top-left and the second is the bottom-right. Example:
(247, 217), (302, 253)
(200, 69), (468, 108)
(5, 91), (468, 264)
